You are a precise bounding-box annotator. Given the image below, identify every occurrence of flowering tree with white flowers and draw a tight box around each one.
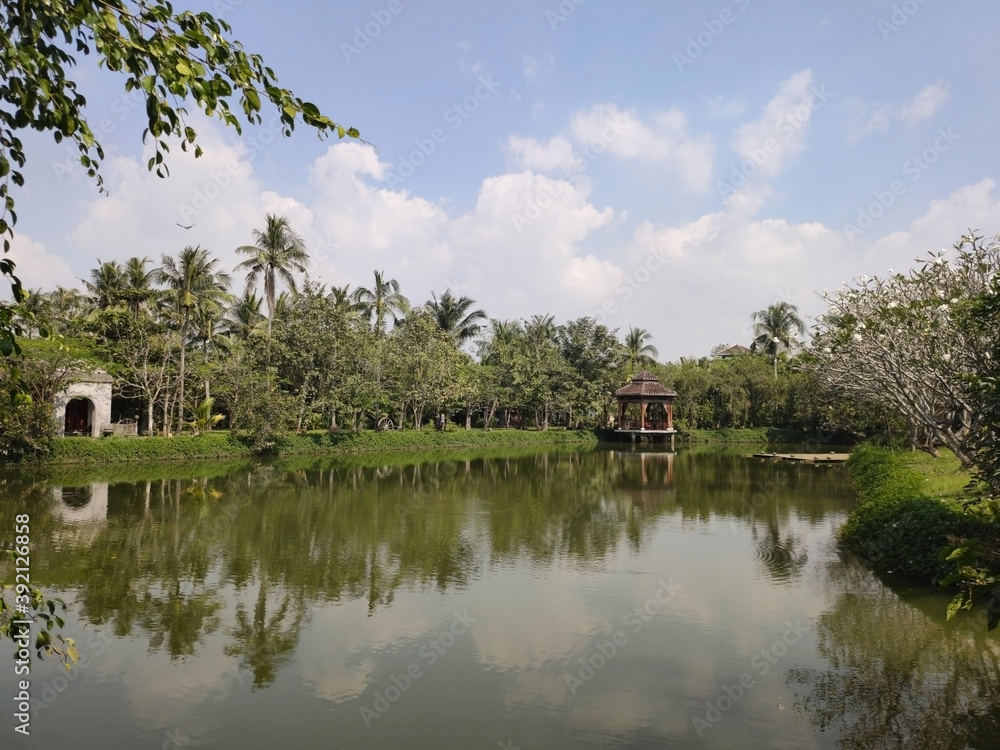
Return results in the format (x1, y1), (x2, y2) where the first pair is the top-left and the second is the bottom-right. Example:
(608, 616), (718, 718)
(809, 233), (1000, 466)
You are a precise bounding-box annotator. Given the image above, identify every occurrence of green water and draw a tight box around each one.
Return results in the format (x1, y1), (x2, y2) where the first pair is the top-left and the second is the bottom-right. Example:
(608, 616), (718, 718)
(1, 446), (998, 749)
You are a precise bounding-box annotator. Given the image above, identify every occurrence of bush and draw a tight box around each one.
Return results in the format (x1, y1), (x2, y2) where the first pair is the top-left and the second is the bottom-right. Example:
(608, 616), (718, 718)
(841, 446), (987, 581)
(0, 397), (54, 462)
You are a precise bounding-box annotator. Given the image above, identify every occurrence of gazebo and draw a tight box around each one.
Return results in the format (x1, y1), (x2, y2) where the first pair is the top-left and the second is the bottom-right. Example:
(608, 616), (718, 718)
(614, 370), (677, 444)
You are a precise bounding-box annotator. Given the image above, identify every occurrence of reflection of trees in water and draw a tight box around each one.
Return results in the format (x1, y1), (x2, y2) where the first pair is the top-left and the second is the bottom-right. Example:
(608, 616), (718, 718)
(789, 558), (1000, 750)
(223, 579), (305, 690)
(13, 448), (853, 691)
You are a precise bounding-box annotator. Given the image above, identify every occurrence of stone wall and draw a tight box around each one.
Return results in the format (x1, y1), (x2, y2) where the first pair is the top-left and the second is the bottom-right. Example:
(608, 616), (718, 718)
(53, 379), (113, 438)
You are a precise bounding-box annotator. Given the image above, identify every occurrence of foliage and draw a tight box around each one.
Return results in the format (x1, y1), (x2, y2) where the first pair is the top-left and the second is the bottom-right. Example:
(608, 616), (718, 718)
(841, 446), (996, 623)
(185, 397), (223, 435)
(1, 551), (78, 669)
(236, 214), (309, 335)
(750, 301), (805, 378)
(810, 234), (1000, 464)
(0, 0), (359, 376)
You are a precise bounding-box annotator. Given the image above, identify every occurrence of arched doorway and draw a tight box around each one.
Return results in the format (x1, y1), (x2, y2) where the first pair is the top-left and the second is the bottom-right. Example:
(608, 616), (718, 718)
(64, 398), (94, 436)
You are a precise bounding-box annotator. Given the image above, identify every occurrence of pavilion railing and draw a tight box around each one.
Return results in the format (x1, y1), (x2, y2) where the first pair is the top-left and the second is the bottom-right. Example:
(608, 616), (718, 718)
(619, 420), (671, 431)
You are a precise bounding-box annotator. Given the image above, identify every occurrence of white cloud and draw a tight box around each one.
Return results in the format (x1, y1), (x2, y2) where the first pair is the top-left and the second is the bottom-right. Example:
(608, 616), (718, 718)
(506, 134), (579, 174)
(730, 69), (824, 178)
(848, 81), (950, 143)
(6, 233), (78, 292)
(569, 104), (716, 191)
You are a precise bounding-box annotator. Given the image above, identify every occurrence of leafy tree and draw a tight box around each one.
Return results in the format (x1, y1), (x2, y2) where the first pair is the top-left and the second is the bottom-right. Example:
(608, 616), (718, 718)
(222, 289), (266, 341)
(1, 0), (359, 369)
(83, 260), (127, 310)
(810, 234), (999, 464)
(235, 214), (309, 335)
(751, 301), (805, 378)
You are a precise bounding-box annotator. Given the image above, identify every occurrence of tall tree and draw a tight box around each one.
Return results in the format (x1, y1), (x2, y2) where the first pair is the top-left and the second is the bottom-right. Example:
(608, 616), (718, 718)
(235, 214), (309, 335)
(351, 270), (410, 335)
(155, 246), (231, 433)
(83, 259), (126, 309)
(426, 289), (487, 345)
(624, 326), (659, 373)
(751, 302), (805, 379)
(222, 290), (266, 341)
(122, 256), (157, 318)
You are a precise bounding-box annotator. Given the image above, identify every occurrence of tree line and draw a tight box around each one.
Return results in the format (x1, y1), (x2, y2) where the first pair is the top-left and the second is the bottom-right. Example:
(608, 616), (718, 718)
(1, 213), (888, 458)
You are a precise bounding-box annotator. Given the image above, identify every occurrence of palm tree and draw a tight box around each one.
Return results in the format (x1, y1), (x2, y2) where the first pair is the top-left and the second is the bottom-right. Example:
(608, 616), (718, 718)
(121, 256), (157, 317)
(327, 284), (365, 318)
(426, 289), (487, 345)
(477, 318), (522, 363)
(351, 270), (410, 334)
(83, 259), (126, 309)
(235, 214), (309, 335)
(624, 326), (659, 373)
(222, 289), (266, 340)
(750, 301), (805, 378)
(155, 246), (231, 433)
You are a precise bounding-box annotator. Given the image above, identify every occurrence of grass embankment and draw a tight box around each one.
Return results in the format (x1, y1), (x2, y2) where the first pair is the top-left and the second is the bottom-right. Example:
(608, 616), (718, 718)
(678, 427), (812, 444)
(841, 445), (989, 582)
(45, 428), (603, 464)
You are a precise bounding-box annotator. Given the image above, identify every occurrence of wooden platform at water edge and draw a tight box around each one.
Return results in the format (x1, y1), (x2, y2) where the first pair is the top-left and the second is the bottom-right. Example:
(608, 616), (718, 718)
(746, 452), (850, 464)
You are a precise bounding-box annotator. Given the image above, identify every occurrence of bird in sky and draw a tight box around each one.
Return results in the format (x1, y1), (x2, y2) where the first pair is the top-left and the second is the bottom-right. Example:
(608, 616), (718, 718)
(177, 223), (195, 230)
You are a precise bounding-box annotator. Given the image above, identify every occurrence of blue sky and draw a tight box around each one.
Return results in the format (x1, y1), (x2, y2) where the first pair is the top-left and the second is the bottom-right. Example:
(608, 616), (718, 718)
(11, 0), (1000, 359)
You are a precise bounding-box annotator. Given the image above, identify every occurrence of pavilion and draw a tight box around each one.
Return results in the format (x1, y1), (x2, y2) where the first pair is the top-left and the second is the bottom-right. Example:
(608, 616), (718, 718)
(614, 370), (677, 445)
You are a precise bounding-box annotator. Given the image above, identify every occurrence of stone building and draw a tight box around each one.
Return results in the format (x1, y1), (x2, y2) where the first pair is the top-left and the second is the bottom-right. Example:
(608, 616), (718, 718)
(52, 371), (114, 437)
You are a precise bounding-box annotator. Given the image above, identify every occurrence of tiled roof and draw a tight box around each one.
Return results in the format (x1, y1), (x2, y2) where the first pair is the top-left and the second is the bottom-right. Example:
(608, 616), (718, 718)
(615, 370), (677, 398)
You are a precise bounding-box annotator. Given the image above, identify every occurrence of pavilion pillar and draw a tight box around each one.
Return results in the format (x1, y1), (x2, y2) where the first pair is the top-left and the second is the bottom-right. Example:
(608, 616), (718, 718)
(640, 401), (647, 431)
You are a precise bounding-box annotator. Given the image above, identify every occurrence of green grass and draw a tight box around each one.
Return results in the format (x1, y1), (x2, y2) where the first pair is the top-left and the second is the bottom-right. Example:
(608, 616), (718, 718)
(678, 427), (811, 444)
(841, 445), (986, 582)
(39, 428), (603, 465)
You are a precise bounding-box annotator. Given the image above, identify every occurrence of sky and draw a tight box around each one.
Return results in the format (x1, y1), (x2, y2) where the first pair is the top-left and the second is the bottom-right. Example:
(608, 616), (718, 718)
(9, 0), (1000, 360)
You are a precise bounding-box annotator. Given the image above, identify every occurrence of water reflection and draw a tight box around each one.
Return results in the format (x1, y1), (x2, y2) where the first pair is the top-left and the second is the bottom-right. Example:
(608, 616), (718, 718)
(789, 557), (1000, 750)
(7, 447), (974, 749)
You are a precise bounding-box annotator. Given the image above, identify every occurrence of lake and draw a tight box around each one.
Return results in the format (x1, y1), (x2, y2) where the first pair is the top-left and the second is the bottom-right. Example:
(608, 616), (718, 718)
(2, 445), (998, 749)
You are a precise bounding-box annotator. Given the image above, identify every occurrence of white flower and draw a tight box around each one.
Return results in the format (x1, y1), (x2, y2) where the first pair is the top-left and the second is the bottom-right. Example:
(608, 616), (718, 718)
(888, 301), (899, 309)
(823, 347), (831, 354)
(858, 322), (866, 329)
(942, 353), (951, 362)
(853, 333), (862, 342)
(950, 298), (959, 304)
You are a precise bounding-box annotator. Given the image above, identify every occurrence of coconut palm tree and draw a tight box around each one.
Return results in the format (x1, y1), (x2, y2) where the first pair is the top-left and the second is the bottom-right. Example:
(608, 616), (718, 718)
(83, 259), (126, 309)
(155, 246), (231, 432)
(122, 256), (157, 318)
(351, 270), (410, 334)
(624, 326), (659, 372)
(222, 289), (267, 341)
(426, 289), (487, 345)
(327, 284), (365, 318)
(750, 301), (805, 378)
(235, 214), (309, 335)
(477, 318), (522, 363)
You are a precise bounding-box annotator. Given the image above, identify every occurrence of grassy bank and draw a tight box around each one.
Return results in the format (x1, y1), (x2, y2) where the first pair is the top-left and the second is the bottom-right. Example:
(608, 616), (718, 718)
(42, 428), (603, 465)
(840, 445), (988, 582)
(678, 427), (813, 444)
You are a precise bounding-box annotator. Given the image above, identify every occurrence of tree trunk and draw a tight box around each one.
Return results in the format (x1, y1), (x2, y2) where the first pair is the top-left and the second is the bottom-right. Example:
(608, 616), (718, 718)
(147, 400), (154, 438)
(177, 317), (188, 434)
(465, 402), (472, 430)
